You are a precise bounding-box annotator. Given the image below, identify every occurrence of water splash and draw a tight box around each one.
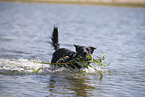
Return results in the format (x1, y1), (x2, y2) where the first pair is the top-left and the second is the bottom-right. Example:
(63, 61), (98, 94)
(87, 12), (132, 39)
(81, 66), (110, 75)
(0, 59), (47, 74)
(0, 59), (110, 75)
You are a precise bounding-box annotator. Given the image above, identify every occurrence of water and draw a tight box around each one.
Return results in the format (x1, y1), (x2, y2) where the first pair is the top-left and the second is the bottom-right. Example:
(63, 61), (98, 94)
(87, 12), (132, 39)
(0, 2), (145, 97)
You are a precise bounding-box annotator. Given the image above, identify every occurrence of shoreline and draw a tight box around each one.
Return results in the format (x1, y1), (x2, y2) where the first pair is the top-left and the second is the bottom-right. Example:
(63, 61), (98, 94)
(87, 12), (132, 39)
(0, 0), (145, 8)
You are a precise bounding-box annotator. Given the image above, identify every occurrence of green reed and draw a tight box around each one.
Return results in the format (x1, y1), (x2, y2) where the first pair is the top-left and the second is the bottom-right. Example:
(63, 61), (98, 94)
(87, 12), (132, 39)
(33, 52), (110, 78)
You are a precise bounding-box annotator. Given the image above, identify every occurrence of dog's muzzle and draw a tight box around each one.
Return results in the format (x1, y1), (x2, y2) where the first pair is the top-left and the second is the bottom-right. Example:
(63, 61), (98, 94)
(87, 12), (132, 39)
(79, 54), (92, 61)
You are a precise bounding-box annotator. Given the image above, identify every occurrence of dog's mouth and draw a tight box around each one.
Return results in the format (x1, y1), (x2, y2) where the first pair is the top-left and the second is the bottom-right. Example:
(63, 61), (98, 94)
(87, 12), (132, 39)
(78, 54), (92, 61)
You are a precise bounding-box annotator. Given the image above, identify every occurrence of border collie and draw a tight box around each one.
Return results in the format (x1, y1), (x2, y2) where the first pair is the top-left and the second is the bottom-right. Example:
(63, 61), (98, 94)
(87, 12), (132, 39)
(50, 26), (96, 69)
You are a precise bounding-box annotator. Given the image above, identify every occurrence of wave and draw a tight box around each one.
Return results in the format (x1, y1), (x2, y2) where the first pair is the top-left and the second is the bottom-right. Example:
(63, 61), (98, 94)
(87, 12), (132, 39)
(0, 59), (46, 74)
(0, 58), (110, 75)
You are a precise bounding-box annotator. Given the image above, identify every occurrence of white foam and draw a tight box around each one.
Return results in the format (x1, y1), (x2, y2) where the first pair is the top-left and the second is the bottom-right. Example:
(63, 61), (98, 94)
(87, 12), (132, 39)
(0, 59), (50, 74)
(0, 59), (110, 75)
(80, 65), (110, 75)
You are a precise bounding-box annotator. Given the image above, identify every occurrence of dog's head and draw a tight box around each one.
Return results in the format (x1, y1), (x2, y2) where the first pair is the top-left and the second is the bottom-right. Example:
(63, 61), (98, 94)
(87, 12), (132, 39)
(74, 44), (96, 61)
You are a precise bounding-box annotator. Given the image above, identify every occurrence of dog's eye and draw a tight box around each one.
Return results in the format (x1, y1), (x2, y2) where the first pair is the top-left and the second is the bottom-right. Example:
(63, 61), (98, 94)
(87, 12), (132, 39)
(80, 48), (84, 51)
(79, 48), (84, 52)
(86, 48), (90, 51)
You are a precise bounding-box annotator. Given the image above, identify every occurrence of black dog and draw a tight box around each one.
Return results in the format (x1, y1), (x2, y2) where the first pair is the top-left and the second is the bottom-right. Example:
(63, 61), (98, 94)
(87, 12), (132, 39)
(50, 26), (96, 69)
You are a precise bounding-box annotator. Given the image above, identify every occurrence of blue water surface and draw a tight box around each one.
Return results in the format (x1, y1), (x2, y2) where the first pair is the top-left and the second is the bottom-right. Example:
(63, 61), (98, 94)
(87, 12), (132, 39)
(0, 2), (145, 97)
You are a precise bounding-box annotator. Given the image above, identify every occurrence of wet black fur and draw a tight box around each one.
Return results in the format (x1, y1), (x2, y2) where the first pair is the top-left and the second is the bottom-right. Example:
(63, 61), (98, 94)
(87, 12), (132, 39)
(50, 26), (96, 69)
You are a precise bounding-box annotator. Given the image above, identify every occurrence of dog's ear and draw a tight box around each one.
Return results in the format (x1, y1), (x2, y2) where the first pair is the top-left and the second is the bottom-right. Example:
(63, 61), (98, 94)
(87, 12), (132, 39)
(89, 47), (96, 54)
(73, 44), (80, 52)
(73, 44), (78, 48)
(73, 44), (78, 47)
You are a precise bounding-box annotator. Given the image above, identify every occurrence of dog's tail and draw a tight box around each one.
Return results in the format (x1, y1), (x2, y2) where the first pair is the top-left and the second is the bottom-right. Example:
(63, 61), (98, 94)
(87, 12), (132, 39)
(50, 26), (60, 50)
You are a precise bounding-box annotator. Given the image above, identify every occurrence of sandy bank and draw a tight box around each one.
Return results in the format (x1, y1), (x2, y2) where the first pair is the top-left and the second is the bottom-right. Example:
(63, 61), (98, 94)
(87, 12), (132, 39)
(0, 0), (145, 7)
